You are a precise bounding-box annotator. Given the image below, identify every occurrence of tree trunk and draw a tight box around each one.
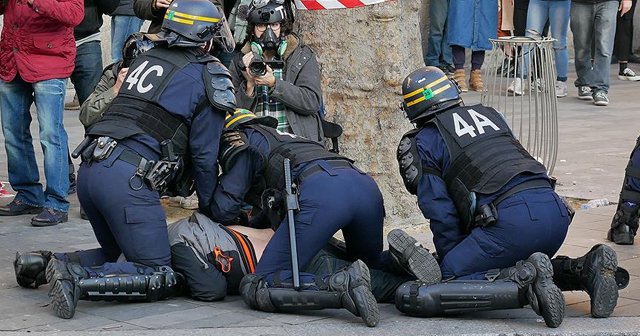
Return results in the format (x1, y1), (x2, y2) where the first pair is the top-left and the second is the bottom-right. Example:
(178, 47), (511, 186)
(298, 0), (427, 225)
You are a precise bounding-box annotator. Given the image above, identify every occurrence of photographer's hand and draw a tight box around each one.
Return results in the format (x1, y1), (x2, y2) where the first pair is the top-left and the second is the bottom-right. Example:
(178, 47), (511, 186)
(255, 65), (276, 88)
(241, 52), (257, 96)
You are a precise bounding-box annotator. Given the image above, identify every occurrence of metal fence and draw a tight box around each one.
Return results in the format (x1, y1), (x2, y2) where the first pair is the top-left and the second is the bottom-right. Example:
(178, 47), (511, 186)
(482, 36), (559, 174)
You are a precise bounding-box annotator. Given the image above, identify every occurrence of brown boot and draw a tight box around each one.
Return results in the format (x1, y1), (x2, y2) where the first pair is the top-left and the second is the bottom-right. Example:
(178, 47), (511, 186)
(453, 69), (468, 92)
(469, 69), (485, 91)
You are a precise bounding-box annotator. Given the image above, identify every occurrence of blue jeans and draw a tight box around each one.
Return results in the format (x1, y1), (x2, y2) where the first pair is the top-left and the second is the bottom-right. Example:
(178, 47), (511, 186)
(111, 15), (144, 63)
(524, 0), (570, 81)
(571, 1), (618, 91)
(71, 41), (103, 104)
(0, 76), (70, 212)
(424, 0), (452, 67)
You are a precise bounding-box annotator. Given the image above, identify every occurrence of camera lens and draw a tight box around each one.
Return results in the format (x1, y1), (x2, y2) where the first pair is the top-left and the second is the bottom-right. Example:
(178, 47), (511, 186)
(250, 61), (267, 77)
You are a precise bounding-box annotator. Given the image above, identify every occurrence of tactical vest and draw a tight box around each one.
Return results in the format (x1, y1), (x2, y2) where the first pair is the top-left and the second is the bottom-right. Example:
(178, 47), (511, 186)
(248, 124), (349, 190)
(398, 104), (548, 227)
(87, 47), (235, 156)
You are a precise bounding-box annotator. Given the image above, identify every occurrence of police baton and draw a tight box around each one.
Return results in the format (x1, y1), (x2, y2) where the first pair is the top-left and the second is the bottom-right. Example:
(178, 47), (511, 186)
(283, 158), (301, 290)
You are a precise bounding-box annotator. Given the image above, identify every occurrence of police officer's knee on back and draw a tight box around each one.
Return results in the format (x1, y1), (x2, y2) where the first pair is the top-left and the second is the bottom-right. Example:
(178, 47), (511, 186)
(22, 0), (238, 319)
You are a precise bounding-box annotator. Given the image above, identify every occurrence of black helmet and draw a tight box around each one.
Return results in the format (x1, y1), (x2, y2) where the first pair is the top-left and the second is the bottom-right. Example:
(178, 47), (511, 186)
(121, 33), (156, 68)
(160, 0), (235, 52)
(247, 0), (290, 24)
(401, 66), (462, 123)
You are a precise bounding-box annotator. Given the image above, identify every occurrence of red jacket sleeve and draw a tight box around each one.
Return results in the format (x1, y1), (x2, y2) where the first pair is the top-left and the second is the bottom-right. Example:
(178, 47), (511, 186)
(30, 0), (84, 27)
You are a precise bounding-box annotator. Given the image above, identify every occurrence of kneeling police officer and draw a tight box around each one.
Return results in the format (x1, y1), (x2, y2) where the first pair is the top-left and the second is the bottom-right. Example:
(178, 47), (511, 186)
(394, 67), (624, 327)
(13, 0), (236, 319)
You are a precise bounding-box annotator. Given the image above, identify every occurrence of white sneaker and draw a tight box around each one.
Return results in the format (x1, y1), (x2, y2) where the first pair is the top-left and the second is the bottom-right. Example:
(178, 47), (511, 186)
(507, 78), (524, 96)
(555, 81), (568, 98)
(618, 68), (640, 81)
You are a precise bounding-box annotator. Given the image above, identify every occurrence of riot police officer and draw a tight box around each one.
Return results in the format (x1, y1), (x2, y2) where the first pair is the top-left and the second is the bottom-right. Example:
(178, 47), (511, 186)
(394, 67), (622, 327)
(209, 109), (441, 327)
(14, 0), (236, 319)
(609, 135), (640, 245)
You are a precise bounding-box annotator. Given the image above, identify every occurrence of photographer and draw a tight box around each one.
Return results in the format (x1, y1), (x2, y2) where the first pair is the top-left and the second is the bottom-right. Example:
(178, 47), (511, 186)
(229, 0), (323, 142)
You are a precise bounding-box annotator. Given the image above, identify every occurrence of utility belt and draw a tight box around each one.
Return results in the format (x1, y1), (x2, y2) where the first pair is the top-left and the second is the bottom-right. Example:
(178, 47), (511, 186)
(472, 179), (553, 230)
(73, 136), (181, 193)
(295, 159), (354, 184)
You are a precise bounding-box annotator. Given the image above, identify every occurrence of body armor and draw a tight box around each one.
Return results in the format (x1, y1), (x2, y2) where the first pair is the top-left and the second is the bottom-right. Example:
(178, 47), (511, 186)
(398, 104), (548, 228)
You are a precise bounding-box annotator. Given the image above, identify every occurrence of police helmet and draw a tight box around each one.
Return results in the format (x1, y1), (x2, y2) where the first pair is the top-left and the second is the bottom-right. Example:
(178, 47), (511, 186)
(121, 33), (156, 68)
(401, 66), (462, 123)
(247, 0), (290, 24)
(225, 109), (278, 130)
(161, 0), (235, 52)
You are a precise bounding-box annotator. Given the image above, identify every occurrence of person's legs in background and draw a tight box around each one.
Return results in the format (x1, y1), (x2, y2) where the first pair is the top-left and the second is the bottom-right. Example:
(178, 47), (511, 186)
(548, 0), (571, 97)
(615, 0), (640, 80)
(591, 1), (618, 106)
(0, 76), (46, 214)
(424, 0), (453, 72)
(571, 2), (596, 100)
(111, 15), (144, 63)
(451, 45), (468, 92)
(31, 78), (70, 226)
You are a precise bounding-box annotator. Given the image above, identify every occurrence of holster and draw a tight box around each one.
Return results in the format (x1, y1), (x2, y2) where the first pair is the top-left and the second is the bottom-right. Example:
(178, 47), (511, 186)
(261, 188), (286, 230)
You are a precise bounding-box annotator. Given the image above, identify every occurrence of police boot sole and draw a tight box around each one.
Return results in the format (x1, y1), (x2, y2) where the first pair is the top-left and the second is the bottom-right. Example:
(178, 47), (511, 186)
(388, 229), (441, 285)
(348, 260), (379, 327)
(528, 252), (565, 328)
(588, 245), (618, 318)
(49, 279), (78, 319)
(45, 258), (71, 284)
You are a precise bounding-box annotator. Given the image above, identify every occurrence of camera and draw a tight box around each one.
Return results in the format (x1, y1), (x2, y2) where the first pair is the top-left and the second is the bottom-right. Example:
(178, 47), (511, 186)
(249, 55), (267, 77)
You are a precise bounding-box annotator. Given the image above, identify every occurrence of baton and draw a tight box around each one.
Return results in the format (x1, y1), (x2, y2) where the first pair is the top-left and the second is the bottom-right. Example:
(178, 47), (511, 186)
(283, 158), (300, 290)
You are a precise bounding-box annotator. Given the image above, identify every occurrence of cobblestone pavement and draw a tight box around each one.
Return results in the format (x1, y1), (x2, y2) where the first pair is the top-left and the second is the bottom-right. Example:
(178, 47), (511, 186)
(0, 66), (639, 335)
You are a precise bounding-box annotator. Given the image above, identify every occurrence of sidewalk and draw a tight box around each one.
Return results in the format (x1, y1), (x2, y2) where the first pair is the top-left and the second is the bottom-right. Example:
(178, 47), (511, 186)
(0, 65), (639, 335)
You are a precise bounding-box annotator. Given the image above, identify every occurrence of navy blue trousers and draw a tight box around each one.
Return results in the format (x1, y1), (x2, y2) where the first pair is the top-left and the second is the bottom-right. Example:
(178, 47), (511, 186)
(72, 142), (170, 276)
(255, 163), (387, 287)
(440, 188), (571, 280)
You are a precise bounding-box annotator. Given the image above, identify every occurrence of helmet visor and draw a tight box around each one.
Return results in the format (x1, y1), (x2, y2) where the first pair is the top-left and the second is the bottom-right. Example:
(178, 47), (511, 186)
(211, 16), (236, 53)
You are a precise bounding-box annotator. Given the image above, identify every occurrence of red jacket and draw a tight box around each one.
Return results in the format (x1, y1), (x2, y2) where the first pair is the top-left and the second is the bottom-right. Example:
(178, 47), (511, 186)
(0, 0), (84, 83)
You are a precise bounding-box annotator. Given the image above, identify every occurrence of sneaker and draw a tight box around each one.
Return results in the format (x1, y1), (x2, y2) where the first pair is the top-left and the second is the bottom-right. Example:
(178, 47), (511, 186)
(0, 183), (15, 198)
(387, 229), (442, 285)
(507, 78), (524, 96)
(64, 94), (80, 111)
(618, 68), (640, 81)
(31, 208), (68, 227)
(593, 90), (609, 106)
(555, 81), (568, 98)
(0, 199), (43, 216)
(577, 86), (593, 100)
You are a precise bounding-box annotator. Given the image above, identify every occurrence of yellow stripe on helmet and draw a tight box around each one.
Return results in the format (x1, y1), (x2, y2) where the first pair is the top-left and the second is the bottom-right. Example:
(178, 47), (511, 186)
(164, 14), (195, 25)
(171, 10), (221, 23)
(402, 75), (449, 99)
(431, 83), (452, 96)
(406, 95), (426, 107)
(405, 83), (452, 107)
(225, 113), (255, 129)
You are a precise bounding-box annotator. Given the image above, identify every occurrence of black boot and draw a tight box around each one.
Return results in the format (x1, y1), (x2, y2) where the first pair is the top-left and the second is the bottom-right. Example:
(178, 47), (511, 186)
(395, 253), (564, 328)
(14, 250), (52, 288)
(551, 244), (619, 318)
(608, 202), (639, 245)
(240, 260), (380, 327)
(46, 258), (88, 319)
(387, 229), (442, 285)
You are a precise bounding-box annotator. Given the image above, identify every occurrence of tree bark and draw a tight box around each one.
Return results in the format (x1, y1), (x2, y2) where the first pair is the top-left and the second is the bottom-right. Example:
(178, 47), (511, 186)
(298, 0), (427, 225)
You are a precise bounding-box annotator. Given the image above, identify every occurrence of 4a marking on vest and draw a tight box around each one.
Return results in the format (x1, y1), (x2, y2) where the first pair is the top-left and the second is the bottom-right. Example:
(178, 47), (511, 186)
(453, 109), (500, 138)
